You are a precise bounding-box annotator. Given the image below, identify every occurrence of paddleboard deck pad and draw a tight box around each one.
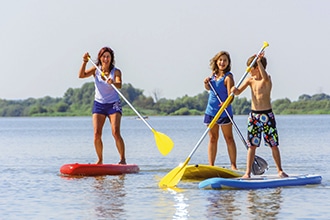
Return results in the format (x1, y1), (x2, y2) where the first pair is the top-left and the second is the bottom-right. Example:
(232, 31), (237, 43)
(60, 163), (140, 176)
(199, 174), (322, 189)
(182, 164), (244, 180)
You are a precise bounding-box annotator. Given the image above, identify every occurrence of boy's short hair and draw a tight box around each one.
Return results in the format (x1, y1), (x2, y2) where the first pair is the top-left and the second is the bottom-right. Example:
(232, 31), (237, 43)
(247, 55), (267, 69)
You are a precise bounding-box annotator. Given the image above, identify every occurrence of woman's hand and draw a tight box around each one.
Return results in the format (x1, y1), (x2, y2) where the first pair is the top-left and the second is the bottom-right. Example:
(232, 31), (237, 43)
(106, 77), (113, 84)
(83, 52), (90, 63)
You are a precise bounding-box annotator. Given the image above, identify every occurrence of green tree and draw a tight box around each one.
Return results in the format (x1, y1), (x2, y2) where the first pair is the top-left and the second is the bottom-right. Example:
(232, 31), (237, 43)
(133, 96), (155, 109)
(298, 94), (311, 101)
(29, 105), (48, 115)
(154, 98), (176, 115)
(232, 97), (251, 115)
(56, 102), (69, 112)
(121, 83), (144, 103)
(1, 105), (25, 117)
(272, 98), (291, 114)
(311, 93), (330, 101)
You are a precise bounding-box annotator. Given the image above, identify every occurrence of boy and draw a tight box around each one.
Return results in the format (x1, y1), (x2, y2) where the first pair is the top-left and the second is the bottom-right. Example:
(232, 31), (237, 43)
(231, 53), (288, 178)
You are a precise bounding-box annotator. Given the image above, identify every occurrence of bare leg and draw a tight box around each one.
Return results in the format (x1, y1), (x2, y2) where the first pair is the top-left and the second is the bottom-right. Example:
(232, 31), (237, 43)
(208, 125), (219, 166)
(271, 145), (288, 177)
(221, 123), (237, 170)
(93, 114), (106, 164)
(243, 146), (257, 178)
(109, 113), (126, 164)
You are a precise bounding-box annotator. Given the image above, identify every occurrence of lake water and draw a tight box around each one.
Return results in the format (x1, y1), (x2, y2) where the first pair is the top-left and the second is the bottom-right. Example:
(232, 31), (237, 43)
(0, 115), (329, 219)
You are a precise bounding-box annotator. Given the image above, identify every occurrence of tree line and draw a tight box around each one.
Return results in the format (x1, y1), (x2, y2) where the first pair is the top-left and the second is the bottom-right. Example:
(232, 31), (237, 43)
(1, 82), (330, 117)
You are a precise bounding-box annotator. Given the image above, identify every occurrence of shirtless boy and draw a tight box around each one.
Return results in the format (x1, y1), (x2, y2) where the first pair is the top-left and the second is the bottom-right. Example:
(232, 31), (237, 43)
(231, 53), (288, 178)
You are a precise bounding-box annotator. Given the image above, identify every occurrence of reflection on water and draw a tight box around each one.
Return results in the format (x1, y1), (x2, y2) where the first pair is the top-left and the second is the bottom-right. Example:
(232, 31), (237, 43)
(59, 175), (127, 219)
(171, 189), (189, 220)
(155, 188), (191, 220)
(205, 188), (282, 219)
(246, 188), (282, 219)
(156, 188), (190, 220)
(59, 174), (129, 219)
(91, 175), (126, 219)
(206, 190), (240, 219)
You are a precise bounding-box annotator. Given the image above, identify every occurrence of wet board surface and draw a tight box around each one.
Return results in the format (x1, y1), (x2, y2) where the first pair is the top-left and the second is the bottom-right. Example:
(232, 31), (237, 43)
(182, 164), (244, 180)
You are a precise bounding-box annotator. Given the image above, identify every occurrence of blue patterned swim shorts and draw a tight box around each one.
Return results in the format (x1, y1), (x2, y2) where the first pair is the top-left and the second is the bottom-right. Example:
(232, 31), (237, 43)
(247, 109), (279, 147)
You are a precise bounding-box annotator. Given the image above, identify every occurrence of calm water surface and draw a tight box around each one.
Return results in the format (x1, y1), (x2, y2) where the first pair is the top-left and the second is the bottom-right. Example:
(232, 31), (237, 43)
(0, 115), (329, 219)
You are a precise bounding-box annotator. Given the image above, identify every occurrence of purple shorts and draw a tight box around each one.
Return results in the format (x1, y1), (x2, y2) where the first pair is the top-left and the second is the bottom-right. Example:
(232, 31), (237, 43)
(92, 100), (122, 116)
(204, 114), (232, 125)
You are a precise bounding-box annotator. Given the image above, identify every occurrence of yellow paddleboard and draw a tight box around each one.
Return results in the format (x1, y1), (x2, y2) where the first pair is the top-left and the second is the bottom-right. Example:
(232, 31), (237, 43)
(182, 164), (244, 180)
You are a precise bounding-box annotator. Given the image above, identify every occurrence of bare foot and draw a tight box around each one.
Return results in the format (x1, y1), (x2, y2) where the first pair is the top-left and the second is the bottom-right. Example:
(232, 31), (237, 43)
(242, 174), (251, 179)
(279, 171), (289, 178)
(231, 166), (238, 171)
(118, 159), (126, 165)
(96, 160), (102, 164)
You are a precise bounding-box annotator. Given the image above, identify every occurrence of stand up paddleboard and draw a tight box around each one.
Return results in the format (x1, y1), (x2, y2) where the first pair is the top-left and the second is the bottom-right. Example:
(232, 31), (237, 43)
(199, 174), (322, 190)
(182, 164), (244, 180)
(60, 163), (140, 176)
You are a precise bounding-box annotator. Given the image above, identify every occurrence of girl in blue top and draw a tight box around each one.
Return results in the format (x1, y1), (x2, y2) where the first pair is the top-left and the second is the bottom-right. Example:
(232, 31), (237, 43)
(203, 51), (237, 170)
(79, 47), (126, 165)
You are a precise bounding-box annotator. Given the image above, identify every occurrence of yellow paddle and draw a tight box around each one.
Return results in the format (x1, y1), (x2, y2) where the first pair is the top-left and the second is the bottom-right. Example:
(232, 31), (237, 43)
(159, 41), (269, 188)
(88, 57), (174, 156)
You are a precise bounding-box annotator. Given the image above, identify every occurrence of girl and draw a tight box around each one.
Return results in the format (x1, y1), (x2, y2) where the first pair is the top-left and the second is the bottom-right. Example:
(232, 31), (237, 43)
(203, 51), (237, 170)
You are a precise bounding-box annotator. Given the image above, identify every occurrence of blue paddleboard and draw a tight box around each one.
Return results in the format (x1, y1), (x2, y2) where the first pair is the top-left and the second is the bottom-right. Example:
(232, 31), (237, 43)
(199, 174), (322, 190)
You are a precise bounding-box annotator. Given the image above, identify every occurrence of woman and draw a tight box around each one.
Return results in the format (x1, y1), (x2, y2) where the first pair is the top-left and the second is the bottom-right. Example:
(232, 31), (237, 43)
(203, 51), (237, 170)
(78, 46), (126, 164)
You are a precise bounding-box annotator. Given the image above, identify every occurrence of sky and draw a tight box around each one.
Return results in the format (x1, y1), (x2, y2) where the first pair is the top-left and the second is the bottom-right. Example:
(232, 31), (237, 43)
(1, 0), (329, 102)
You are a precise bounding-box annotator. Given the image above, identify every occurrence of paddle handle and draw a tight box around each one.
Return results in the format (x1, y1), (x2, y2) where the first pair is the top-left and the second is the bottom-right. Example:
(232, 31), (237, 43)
(88, 57), (153, 130)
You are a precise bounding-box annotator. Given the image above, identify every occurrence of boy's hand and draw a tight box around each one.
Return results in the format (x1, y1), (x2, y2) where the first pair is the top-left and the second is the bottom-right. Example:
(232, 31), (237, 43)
(231, 87), (238, 95)
(257, 52), (265, 60)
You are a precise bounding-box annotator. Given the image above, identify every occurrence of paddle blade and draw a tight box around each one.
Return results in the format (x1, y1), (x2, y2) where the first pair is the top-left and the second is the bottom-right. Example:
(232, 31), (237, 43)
(152, 129), (174, 156)
(159, 158), (190, 188)
(252, 155), (269, 175)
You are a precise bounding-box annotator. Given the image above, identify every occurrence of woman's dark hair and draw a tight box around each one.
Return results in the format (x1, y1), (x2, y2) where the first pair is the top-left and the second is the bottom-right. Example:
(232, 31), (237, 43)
(97, 47), (115, 71)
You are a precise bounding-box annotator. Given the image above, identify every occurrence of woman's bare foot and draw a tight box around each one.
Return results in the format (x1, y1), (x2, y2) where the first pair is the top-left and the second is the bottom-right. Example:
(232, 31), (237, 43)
(231, 165), (238, 170)
(96, 160), (102, 164)
(118, 159), (126, 165)
(279, 171), (288, 178)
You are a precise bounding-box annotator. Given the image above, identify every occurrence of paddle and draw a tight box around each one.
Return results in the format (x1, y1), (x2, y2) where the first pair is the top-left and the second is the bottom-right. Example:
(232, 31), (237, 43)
(208, 80), (268, 175)
(159, 41), (269, 188)
(88, 57), (174, 156)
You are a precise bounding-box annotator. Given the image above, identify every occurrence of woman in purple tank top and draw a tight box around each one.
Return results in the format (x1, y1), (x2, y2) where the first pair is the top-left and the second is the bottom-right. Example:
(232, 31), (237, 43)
(78, 46), (126, 165)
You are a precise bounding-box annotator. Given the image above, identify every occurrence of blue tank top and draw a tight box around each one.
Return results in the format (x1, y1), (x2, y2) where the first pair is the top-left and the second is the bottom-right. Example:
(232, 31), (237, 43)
(94, 67), (120, 104)
(205, 72), (233, 118)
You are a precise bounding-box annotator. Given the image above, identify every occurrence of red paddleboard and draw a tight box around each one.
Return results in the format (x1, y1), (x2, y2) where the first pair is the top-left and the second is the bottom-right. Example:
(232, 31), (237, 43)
(60, 163), (140, 176)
